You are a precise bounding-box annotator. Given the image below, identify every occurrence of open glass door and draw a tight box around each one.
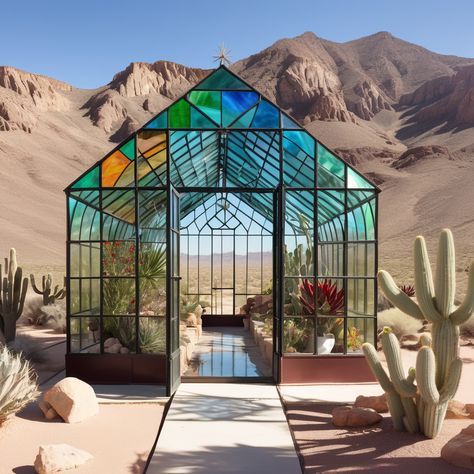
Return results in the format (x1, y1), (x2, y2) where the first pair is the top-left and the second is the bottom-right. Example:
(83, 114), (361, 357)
(167, 186), (181, 396)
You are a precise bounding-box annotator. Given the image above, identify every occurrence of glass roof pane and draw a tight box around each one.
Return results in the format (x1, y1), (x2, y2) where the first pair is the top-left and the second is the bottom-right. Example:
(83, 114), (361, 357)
(230, 105), (257, 128)
(188, 91), (221, 125)
(347, 167), (374, 189)
(102, 151), (132, 187)
(145, 110), (167, 129)
(190, 106), (218, 128)
(282, 115), (300, 129)
(251, 100), (279, 128)
(71, 166), (99, 189)
(195, 68), (251, 90)
(169, 99), (190, 128)
(222, 91), (259, 127)
(120, 138), (135, 160)
(317, 143), (345, 188)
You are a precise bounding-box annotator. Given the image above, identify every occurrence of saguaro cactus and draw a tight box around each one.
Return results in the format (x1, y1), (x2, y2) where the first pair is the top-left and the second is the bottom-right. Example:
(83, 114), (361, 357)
(363, 229), (474, 438)
(0, 249), (28, 342)
(30, 273), (66, 305)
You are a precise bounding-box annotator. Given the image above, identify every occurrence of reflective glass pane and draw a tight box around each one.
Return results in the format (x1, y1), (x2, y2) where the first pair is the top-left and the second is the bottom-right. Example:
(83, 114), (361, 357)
(317, 144), (345, 188)
(145, 111), (167, 129)
(347, 243), (375, 277)
(169, 99), (190, 128)
(195, 68), (251, 90)
(120, 138), (135, 160)
(347, 167), (374, 189)
(102, 150), (133, 187)
(222, 91), (259, 126)
(71, 166), (99, 189)
(251, 100), (279, 128)
(188, 91), (221, 125)
(347, 278), (375, 318)
(103, 317), (136, 353)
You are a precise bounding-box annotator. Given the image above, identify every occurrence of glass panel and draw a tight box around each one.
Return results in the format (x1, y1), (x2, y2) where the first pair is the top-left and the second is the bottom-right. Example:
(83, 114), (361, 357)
(317, 144), (345, 188)
(71, 166), (99, 189)
(169, 99), (190, 128)
(103, 317), (136, 353)
(70, 278), (100, 315)
(188, 91), (221, 125)
(120, 138), (135, 160)
(102, 278), (135, 315)
(102, 150), (133, 187)
(315, 316), (344, 354)
(222, 91), (259, 126)
(145, 111), (167, 129)
(348, 199), (376, 241)
(70, 243), (100, 277)
(283, 132), (315, 187)
(251, 100), (279, 128)
(347, 318), (375, 353)
(70, 317), (100, 353)
(347, 278), (375, 318)
(139, 317), (166, 353)
(195, 68), (251, 90)
(190, 107), (218, 128)
(102, 190), (135, 225)
(283, 317), (314, 353)
(282, 115), (299, 129)
(229, 105), (257, 128)
(316, 278), (345, 317)
(139, 243), (166, 316)
(347, 167), (374, 189)
(102, 240), (135, 277)
(318, 243), (344, 277)
(347, 243), (375, 277)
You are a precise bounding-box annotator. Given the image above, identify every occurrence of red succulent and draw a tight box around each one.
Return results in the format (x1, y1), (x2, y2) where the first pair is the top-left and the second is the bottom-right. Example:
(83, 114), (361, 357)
(399, 284), (415, 297)
(299, 279), (344, 315)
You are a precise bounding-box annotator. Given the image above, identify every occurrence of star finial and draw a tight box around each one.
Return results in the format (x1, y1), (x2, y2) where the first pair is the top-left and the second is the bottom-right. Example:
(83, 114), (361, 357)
(213, 44), (231, 67)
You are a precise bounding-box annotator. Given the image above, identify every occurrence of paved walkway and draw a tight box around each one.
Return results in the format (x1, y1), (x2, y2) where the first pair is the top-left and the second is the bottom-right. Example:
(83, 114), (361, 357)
(148, 383), (301, 473)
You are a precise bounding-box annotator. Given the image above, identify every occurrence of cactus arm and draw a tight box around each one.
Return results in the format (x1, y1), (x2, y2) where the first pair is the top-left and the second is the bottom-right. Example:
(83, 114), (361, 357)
(420, 334), (432, 346)
(382, 330), (417, 397)
(451, 261), (474, 324)
(416, 346), (440, 404)
(378, 271), (424, 320)
(401, 398), (419, 433)
(439, 357), (462, 403)
(414, 236), (443, 323)
(434, 229), (456, 317)
(17, 277), (28, 317)
(30, 274), (43, 295)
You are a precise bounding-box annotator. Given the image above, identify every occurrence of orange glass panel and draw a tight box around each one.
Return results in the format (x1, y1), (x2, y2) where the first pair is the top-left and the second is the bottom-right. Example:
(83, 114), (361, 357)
(102, 151), (131, 187)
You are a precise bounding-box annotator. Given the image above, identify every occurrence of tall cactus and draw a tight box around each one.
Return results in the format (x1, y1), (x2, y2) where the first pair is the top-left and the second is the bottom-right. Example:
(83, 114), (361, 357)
(363, 229), (474, 438)
(0, 249), (28, 343)
(30, 273), (66, 305)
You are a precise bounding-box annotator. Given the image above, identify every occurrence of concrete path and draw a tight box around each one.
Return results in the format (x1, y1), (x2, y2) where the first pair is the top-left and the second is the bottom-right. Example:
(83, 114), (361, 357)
(148, 383), (301, 473)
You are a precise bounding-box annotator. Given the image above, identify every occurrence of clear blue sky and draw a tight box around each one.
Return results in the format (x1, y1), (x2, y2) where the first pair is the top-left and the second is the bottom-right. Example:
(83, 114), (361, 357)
(2, 0), (473, 89)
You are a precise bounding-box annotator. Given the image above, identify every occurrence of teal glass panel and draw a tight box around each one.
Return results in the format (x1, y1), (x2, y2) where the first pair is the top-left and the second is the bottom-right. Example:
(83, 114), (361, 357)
(195, 68), (251, 90)
(188, 91), (221, 125)
(347, 167), (374, 189)
(347, 190), (374, 208)
(317, 144), (345, 188)
(190, 106), (218, 128)
(169, 99), (190, 128)
(145, 111), (167, 129)
(283, 131), (315, 156)
(229, 105), (257, 128)
(251, 100), (279, 128)
(120, 138), (135, 160)
(71, 166), (99, 189)
(222, 91), (259, 126)
(282, 115), (300, 129)
(282, 132), (315, 187)
(70, 190), (99, 208)
(347, 199), (376, 241)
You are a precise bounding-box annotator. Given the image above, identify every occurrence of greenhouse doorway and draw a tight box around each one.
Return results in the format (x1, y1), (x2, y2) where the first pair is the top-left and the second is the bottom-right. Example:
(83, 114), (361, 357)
(178, 189), (277, 382)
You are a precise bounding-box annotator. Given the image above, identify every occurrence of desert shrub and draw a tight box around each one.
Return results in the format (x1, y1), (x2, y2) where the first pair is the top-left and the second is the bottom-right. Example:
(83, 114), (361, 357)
(7, 333), (48, 364)
(377, 307), (423, 339)
(20, 295), (45, 326)
(0, 345), (38, 425)
(42, 300), (66, 333)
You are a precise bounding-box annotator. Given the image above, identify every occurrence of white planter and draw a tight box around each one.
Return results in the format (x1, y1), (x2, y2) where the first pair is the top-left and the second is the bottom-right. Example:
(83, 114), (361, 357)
(317, 334), (335, 354)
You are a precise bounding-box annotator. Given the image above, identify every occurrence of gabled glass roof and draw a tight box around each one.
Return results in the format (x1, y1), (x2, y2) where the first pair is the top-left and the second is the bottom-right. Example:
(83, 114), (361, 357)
(67, 66), (379, 226)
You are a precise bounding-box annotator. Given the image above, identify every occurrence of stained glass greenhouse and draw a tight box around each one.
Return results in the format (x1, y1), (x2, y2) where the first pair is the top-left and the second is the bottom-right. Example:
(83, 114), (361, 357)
(65, 66), (379, 393)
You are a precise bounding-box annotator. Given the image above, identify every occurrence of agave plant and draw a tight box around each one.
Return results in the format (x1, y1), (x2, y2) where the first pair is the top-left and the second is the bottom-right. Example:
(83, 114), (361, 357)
(399, 284), (416, 297)
(0, 346), (38, 425)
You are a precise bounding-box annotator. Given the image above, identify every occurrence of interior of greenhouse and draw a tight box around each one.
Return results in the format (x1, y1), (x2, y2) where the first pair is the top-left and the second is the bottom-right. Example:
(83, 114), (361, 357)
(65, 66), (379, 392)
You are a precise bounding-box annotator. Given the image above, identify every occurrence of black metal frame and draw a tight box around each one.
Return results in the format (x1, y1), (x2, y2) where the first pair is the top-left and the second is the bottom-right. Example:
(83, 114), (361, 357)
(64, 65), (380, 392)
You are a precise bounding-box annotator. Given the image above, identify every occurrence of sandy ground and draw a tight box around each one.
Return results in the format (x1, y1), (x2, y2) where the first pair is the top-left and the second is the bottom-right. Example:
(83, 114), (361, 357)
(286, 404), (472, 473)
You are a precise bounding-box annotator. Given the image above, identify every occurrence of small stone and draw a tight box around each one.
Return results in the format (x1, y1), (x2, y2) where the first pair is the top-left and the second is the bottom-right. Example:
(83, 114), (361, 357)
(43, 377), (99, 423)
(119, 346), (130, 354)
(104, 343), (122, 354)
(354, 394), (388, 413)
(332, 406), (382, 427)
(446, 400), (470, 419)
(34, 444), (93, 474)
(441, 424), (474, 469)
(45, 407), (59, 420)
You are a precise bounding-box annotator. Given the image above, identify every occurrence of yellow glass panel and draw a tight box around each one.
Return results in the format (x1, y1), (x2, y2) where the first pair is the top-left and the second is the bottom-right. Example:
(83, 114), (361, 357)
(102, 151), (131, 187)
(147, 149), (166, 170)
(137, 131), (167, 158)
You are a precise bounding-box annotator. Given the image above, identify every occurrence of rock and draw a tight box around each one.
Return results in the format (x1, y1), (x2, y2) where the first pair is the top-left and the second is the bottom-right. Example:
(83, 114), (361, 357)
(45, 407), (59, 420)
(119, 346), (130, 354)
(104, 343), (122, 354)
(38, 400), (50, 417)
(34, 444), (93, 474)
(446, 400), (470, 419)
(104, 337), (119, 349)
(332, 406), (382, 427)
(354, 394), (388, 413)
(441, 424), (474, 470)
(466, 404), (474, 419)
(43, 377), (99, 423)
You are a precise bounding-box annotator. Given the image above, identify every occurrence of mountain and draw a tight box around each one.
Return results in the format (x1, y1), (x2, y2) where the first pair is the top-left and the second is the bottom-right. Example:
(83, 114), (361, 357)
(0, 31), (473, 291)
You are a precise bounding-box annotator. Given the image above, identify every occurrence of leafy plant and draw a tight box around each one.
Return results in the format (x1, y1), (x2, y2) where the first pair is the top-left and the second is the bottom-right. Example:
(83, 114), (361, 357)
(283, 319), (311, 353)
(399, 284), (415, 297)
(0, 346), (38, 425)
(347, 326), (363, 352)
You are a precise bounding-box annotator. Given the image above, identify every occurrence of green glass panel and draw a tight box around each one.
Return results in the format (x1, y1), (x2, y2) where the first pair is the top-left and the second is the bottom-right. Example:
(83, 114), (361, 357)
(70, 190), (99, 207)
(347, 167), (374, 189)
(195, 67), (251, 90)
(251, 100), (279, 128)
(230, 105), (257, 128)
(188, 91), (221, 125)
(190, 106), (218, 128)
(282, 115), (299, 129)
(120, 138), (135, 160)
(317, 144), (345, 188)
(169, 99), (190, 128)
(347, 191), (374, 208)
(145, 111), (167, 129)
(71, 166), (99, 189)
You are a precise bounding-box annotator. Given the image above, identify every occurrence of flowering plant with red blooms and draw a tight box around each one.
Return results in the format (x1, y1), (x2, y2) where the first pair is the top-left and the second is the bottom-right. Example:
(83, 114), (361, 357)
(102, 241), (135, 276)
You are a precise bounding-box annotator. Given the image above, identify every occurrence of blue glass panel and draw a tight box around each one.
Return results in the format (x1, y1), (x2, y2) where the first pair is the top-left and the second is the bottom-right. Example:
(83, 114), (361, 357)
(222, 91), (259, 126)
(251, 100), (280, 128)
(230, 106), (257, 128)
(145, 111), (167, 129)
(190, 106), (218, 128)
(282, 115), (300, 129)
(283, 131), (315, 156)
